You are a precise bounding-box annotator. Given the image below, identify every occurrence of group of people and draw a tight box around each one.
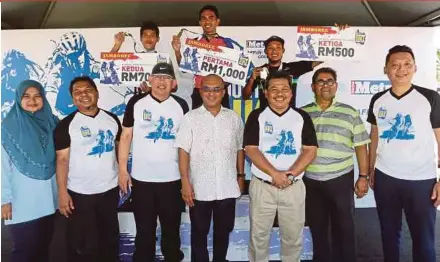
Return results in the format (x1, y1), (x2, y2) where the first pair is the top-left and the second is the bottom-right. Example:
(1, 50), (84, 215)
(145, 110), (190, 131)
(2, 4), (440, 262)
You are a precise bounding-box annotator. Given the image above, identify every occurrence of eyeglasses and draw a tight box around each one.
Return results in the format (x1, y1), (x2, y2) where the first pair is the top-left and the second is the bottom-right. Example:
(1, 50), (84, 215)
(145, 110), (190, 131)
(153, 75), (173, 81)
(314, 79), (336, 87)
(202, 86), (223, 93)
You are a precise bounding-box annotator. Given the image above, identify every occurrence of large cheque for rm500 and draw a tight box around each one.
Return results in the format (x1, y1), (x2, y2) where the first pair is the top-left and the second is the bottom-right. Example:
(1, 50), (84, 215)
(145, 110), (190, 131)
(179, 39), (251, 86)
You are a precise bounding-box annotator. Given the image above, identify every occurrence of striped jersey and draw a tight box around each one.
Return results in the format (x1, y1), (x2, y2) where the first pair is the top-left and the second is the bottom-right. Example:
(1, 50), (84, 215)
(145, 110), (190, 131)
(301, 101), (370, 181)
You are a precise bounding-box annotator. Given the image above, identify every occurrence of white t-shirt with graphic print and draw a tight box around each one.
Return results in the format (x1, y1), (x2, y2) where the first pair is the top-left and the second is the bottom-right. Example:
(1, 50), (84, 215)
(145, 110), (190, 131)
(123, 93), (189, 182)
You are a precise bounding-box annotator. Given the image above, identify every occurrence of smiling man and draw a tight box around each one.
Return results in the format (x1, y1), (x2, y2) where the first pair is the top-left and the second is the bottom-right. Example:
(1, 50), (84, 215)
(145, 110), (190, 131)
(118, 62), (188, 262)
(244, 70), (318, 261)
(243, 36), (320, 109)
(301, 67), (370, 262)
(172, 5), (248, 109)
(368, 45), (440, 262)
(111, 21), (160, 53)
(54, 76), (122, 262)
(175, 74), (245, 262)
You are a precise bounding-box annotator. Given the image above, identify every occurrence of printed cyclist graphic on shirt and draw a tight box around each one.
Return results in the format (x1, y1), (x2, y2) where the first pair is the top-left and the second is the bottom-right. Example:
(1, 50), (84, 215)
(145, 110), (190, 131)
(266, 130), (297, 159)
(145, 117), (176, 143)
(380, 113), (415, 143)
(87, 129), (115, 157)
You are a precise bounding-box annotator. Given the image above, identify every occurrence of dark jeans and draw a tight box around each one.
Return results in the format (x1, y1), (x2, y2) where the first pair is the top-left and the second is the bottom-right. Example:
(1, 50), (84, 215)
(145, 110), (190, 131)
(131, 179), (184, 262)
(374, 169), (437, 262)
(303, 171), (356, 262)
(8, 214), (54, 262)
(189, 198), (236, 262)
(191, 88), (230, 109)
(66, 187), (120, 262)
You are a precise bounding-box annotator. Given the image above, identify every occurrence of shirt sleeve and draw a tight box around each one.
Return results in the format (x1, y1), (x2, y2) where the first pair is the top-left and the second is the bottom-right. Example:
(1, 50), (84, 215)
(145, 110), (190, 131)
(367, 93), (382, 125)
(172, 95), (189, 114)
(243, 109), (262, 147)
(123, 94), (146, 128)
(53, 113), (75, 151)
(430, 91), (440, 128)
(174, 115), (193, 153)
(295, 108), (318, 146)
(301, 110), (318, 147)
(235, 115), (245, 151)
(352, 111), (371, 147)
(1, 147), (12, 205)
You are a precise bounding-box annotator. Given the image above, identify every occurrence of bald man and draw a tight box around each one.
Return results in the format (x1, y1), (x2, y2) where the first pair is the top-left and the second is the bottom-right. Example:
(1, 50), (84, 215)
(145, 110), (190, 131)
(175, 74), (245, 262)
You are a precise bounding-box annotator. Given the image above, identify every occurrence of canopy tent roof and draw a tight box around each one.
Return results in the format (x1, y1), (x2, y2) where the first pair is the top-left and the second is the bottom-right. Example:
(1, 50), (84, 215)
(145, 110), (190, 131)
(2, 1), (440, 30)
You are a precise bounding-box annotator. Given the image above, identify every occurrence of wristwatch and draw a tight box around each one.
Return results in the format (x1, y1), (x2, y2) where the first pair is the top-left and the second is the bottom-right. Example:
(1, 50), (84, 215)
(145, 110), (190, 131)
(237, 173), (246, 178)
(359, 174), (370, 181)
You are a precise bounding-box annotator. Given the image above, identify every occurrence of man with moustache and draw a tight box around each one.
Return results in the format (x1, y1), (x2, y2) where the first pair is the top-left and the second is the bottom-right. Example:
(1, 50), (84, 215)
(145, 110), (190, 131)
(301, 67), (370, 262)
(175, 74), (245, 262)
(54, 76), (122, 262)
(244, 70), (318, 261)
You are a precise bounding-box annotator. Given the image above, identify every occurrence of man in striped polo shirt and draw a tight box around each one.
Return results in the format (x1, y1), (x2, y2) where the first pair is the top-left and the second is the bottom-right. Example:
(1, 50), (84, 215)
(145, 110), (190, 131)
(301, 67), (370, 262)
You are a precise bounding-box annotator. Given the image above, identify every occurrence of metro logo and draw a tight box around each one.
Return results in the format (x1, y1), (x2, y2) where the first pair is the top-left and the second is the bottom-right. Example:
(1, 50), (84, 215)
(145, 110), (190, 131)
(351, 80), (391, 95)
(246, 40), (265, 49)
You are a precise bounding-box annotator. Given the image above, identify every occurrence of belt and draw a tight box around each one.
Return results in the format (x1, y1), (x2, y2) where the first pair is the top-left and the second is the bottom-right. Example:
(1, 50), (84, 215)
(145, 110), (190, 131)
(254, 175), (299, 187)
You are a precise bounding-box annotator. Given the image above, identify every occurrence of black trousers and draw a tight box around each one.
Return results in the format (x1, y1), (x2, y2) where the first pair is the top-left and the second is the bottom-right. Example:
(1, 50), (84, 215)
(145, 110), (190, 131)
(191, 88), (230, 109)
(374, 169), (437, 262)
(189, 198), (236, 262)
(303, 171), (356, 262)
(131, 179), (184, 262)
(66, 187), (120, 262)
(8, 214), (54, 262)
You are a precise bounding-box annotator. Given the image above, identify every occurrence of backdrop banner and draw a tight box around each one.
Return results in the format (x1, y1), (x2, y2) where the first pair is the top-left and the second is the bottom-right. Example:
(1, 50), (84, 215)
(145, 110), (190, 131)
(2, 26), (437, 261)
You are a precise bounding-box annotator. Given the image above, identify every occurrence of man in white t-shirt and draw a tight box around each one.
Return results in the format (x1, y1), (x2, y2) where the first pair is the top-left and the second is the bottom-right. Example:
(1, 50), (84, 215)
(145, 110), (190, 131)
(244, 71), (318, 261)
(54, 76), (122, 262)
(118, 62), (189, 262)
(368, 45), (440, 262)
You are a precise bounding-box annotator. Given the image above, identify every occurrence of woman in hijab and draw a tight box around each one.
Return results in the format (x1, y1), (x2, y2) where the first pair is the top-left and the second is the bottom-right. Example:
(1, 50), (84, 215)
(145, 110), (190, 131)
(1, 80), (59, 262)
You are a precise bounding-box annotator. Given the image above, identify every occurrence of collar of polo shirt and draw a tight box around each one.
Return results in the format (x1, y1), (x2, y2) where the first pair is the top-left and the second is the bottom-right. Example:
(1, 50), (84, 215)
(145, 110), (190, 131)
(314, 98), (338, 111)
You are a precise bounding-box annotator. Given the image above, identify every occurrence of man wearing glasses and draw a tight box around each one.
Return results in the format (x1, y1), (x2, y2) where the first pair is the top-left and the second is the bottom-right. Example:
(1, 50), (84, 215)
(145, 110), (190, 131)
(118, 62), (189, 262)
(301, 67), (370, 262)
(175, 74), (245, 262)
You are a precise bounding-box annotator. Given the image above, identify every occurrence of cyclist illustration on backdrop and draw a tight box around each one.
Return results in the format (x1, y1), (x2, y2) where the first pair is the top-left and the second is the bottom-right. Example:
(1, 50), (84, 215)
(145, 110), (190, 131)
(43, 32), (100, 116)
(1, 50), (44, 119)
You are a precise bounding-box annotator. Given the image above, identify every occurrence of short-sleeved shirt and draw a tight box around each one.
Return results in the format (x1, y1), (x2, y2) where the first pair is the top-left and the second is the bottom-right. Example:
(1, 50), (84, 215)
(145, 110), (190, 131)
(174, 106), (244, 201)
(302, 101), (371, 181)
(123, 93), (189, 182)
(367, 85), (440, 180)
(54, 109), (122, 194)
(251, 61), (314, 108)
(243, 106), (318, 181)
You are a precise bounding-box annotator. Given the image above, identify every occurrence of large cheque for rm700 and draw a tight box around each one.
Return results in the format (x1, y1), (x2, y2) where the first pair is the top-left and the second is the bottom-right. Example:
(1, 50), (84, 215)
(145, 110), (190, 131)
(179, 39), (251, 86)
